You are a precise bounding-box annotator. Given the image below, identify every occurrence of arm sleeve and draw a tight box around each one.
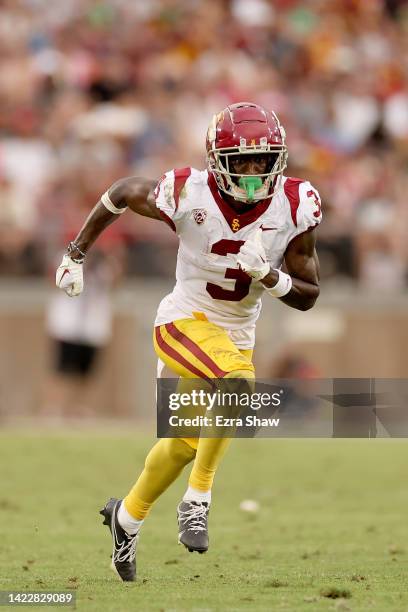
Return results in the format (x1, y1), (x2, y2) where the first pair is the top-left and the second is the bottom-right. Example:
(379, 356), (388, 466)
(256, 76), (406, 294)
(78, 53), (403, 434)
(296, 181), (323, 233)
(154, 168), (192, 232)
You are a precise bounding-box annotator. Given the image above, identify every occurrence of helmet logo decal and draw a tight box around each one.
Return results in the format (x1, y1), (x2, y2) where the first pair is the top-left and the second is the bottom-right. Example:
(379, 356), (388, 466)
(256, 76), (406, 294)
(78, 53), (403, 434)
(192, 208), (207, 225)
(207, 115), (217, 148)
(231, 218), (240, 232)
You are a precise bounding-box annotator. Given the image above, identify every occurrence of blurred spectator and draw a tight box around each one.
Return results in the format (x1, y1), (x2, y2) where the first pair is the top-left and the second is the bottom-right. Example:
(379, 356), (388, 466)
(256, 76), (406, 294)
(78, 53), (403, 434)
(43, 247), (123, 418)
(268, 350), (323, 430)
(0, 0), (407, 289)
(270, 351), (322, 380)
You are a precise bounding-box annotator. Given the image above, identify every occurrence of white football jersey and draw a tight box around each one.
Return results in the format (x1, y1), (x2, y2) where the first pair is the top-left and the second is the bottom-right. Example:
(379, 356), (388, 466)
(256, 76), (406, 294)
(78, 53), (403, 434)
(154, 168), (322, 348)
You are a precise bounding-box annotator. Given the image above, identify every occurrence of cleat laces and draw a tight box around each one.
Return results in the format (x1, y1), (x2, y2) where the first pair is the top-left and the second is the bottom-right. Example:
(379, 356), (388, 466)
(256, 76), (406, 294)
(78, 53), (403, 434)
(179, 503), (208, 533)
(112, 520), (138, 563)
(115, 533), (138, 563)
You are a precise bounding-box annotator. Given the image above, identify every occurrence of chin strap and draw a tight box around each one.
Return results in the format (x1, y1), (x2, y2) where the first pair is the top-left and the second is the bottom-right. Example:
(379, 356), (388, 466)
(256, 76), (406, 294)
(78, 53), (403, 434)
(238, 176), (263, 202)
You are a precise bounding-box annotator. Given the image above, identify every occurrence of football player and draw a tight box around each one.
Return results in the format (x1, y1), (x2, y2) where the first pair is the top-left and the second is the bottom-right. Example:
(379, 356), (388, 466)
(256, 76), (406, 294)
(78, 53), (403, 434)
(56, 102), (322, 581)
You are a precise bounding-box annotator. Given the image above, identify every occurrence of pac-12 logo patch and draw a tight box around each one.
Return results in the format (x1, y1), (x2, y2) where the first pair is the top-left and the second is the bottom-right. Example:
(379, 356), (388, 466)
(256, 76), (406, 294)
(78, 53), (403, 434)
(192, 208), (207, 225)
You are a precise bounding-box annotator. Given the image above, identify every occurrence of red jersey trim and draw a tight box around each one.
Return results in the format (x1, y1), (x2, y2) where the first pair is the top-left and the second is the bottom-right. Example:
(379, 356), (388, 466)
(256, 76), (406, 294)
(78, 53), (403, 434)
(174, 167), (192, 210)
(207, 172), (273, 231)
(158, 210), (176, 232)
(283, 177), (304, 227)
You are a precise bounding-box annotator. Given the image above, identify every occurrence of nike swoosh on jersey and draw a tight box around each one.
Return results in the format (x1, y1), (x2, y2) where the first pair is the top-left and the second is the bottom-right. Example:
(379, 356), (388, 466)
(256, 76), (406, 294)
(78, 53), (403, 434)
(260, 224), (278, 231)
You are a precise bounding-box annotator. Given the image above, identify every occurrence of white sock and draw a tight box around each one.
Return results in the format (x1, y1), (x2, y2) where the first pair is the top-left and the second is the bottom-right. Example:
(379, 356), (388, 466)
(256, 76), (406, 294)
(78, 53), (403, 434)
(118, 501), (144, 535)
(183, 485), (211, 505)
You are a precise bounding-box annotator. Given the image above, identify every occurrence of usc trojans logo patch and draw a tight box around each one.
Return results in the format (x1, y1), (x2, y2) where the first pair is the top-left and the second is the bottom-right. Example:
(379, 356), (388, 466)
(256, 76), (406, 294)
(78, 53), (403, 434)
(231, 218), (240, 232)
(192, 208), (207, 225)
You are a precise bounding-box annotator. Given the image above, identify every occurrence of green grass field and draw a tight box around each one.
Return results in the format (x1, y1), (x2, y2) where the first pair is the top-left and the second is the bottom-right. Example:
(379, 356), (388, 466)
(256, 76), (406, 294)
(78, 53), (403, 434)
(1, 430), (407, 611)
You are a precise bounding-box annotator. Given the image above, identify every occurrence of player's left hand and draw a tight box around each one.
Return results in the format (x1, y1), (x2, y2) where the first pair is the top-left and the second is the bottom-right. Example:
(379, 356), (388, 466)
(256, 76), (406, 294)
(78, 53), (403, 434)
(236, 228), (270, 281)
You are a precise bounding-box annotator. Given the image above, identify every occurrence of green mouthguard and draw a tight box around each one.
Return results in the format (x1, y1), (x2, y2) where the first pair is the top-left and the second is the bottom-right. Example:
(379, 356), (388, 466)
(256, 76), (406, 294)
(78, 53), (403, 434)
(238, 176), (263, 201)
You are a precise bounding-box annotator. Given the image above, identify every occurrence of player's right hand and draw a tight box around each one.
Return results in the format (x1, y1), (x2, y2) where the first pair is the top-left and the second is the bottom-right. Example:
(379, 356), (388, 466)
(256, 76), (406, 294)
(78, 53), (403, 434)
(56, 254), (84, 297)
(236, 228), (270, 281)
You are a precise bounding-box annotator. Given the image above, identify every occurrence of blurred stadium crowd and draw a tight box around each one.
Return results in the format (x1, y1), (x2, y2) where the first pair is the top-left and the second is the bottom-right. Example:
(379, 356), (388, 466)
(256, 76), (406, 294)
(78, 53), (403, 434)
(0, 0), (407, 289)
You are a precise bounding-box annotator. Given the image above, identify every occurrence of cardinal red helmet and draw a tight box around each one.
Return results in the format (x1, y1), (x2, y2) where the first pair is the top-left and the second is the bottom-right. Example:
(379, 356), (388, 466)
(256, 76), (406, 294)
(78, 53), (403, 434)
(206, 102), (288, 202)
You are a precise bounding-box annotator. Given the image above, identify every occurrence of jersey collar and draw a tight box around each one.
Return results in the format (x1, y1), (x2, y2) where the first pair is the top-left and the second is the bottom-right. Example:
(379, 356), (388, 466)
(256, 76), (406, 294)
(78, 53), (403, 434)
(207, 172), (273, 232)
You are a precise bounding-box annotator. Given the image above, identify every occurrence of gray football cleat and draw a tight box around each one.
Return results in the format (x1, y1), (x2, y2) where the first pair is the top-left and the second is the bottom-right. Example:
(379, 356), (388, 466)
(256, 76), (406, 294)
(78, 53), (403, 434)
(177, 500), (209, 553)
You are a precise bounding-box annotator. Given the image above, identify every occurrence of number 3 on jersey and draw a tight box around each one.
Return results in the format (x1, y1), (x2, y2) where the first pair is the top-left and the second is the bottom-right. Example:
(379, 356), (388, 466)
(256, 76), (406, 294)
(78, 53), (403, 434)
(307, 189), (322, 219)
(206, 239), (251, 301)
